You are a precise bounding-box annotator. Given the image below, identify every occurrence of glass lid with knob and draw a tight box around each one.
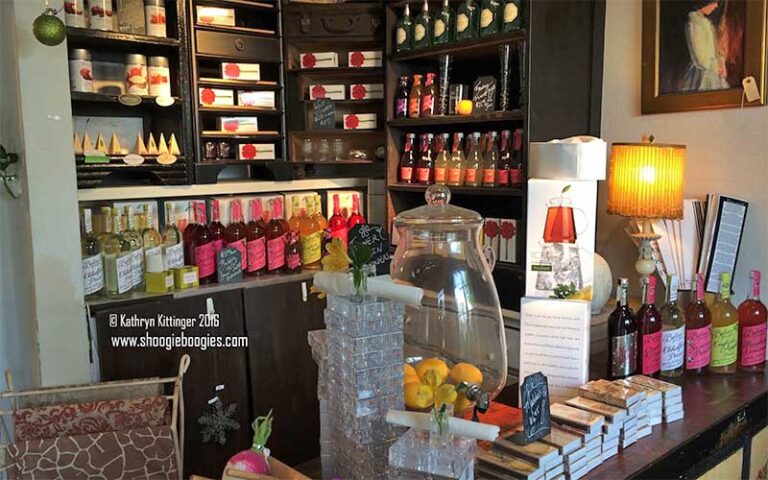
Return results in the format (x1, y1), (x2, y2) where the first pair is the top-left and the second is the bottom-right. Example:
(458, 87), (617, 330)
(391, 185), (507, 417)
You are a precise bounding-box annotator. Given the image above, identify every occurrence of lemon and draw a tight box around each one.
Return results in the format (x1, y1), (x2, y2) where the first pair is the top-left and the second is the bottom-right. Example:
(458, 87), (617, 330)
(449, 362), (484, 385)
(404, 363), (419, 383)
(454, 392), (474, 414)
(415, 358), (449, 384)
(435, 383), (458, 408)
(404, 381), (434, 409)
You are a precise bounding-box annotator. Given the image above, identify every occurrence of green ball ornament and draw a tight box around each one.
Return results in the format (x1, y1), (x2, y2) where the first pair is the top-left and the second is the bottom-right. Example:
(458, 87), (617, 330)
(33, 8), (66, 46)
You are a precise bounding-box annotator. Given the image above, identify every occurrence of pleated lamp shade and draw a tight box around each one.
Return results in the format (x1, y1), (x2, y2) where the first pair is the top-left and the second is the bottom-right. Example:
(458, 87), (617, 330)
(607, 142), (685, 219)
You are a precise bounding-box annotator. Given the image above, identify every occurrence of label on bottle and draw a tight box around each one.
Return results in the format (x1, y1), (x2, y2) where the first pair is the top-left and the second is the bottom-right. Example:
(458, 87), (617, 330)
(498, 169), (510, 186)
(685, 325), (711, 369)
(465, 168), (477, 184)
(267, 235), (286, 271)
(194, 242), (215, 279)
(414, 24), (426, 42)
(400, 166), (413, 182)
(82, 254), (104, 295)
(129, 249), (143, 287)
(300, 231), (322, 265)
(212, 239), (224, 256)
(641, 330), (662, 375)
(226, 238), (247, 270)
(408, 97), (420, 117)
(421, 94), (434, 114)
(480, 8), (494, 28)
(395, 98), (407, 117)
(287, 250), (301, 270)
(482, 168), (496, 185)
(661, 325), (685, 371)
(144, 245), (162, 264)
(610, 332), (637, 378)
(247, 237), (266, 272)
(740, 323), (767, 366)
(434, 19), (446, 38)
(416, 167), (431, 183)
(456, 13), (469, 32)
(434, 167), (447, 183)
(165, 273), (174, 288)
(447, 168), (462, 184)
(710, 322), (738, 367)
(115, 254), (133, 294)
(396, 27), (407, 46)
(503, 2), (519, 23)
(164, 242), (184, 270)
(509, 168), (523, 185)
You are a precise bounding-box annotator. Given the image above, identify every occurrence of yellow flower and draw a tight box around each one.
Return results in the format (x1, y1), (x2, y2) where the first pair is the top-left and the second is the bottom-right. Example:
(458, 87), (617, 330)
(321, 238), (350, 272)
(434, 383), (458, 408)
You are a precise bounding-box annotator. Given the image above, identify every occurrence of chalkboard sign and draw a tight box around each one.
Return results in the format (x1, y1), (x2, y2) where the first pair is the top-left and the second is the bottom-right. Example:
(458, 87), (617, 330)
(511, 372), (551, 445)
(216, 247), (243, 284)
(312, 99), (336, 130)
(473, 76), (497, 113)
(348, 224), (390, 275)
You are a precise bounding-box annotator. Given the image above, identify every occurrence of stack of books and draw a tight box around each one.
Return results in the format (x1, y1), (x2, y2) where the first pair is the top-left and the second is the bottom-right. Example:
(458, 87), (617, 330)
(578, 380), (646, 450)
(549, 404), (605, 478)
(540, 426), (585, 479)
(563, 397), (626, 461)
(476, 435), (566, 480)
(626, 375), (685, 423)
(616, 378), (662, 430)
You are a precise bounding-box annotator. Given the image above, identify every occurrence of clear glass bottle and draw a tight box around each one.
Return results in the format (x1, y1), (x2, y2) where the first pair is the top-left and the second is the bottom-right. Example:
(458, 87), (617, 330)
(636, 276), (662, 378)
(685, 273), (712, 374)
(140, 204), (163, 265)
(464, 132), (482, 187)
(481, 131), (498, 187)
(101, 207), (132, 299)
(660, 274), (685, 377)
(80, 208), (104, 299)
(413, 0), (432, 50)
(433, 0), (454, 45)
(433, 133), (450, 185)
(479, 0), (501, 37)
(608, 278), (638, 379)
(738, 270), (767, 372)
(709, 272), (738, 374)
(161, 203), (184, 270)
(447, 132), (465, 187)
(122, 206), (145, 290)
(455, 0), (479, 42)
(395, 2), (414, 52)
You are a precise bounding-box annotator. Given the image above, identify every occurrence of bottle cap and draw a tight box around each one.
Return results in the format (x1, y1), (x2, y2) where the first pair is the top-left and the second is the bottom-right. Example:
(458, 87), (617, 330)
(126, 54), (147, 65)
(149, 56), (169, 68)
(69, 49), (91, 61)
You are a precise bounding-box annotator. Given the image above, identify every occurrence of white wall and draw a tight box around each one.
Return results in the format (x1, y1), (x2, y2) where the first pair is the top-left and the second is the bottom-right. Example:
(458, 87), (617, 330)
(599, 0), (768, 304)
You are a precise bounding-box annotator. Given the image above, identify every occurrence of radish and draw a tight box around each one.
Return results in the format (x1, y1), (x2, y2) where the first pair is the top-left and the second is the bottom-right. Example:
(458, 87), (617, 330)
(223, 410), (274, 477)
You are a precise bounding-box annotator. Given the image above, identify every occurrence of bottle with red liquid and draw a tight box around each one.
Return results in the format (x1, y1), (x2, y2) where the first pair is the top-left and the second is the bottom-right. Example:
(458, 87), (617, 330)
(416, 133), (434, 185)
(224, 199), (248, 272)
(191, 202), (215, 283)
(608, 278), (638, 379)
(209, 199), (225, 256)
(266, 199), (287, 273)
(636, 276), (662, 377)
(348, 194), (365, 229)
(246, 199), (267, 275)
(420, 72), (436, 117)
(685, 273), (712, 373)
(395, 76), (409, 119)
(285, 231), (302, 273)
(510, 128), (524, 187)
(183, 201), (199, 264)
(329, 194), (348, 247)
(399, 133), (416, 184)
(738, 270), (767, 372)
(497, 130), (512, 187)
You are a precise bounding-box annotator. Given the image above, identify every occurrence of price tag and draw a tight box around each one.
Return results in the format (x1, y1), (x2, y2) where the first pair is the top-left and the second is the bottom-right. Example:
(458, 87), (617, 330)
(164, 242), (185, 269)
(743, 76), (760, 102)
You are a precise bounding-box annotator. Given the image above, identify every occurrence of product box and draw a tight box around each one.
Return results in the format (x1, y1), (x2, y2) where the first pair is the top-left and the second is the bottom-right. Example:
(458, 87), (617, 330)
(282, 191), (318, 219)
(196, 6), (235, 26)
(309, 84), (345, 100)
(349, 83), (384, 100)
(172, 266), (199, 289)
(483, 218), (500, 262)
(237, 90), (276, 109)
(113, 201), (159, 230)
(343, 113), (377, 130)
(237, 143), (276, 161)
(146, 270), (174, 293)
(326, 190), (363, 220)
(199, 87), (234, 106)
(348, 50), (382, 68)
(217, 116), (259, 133)
(498, 218), (518, 263)
(529, 136), (607, 181)
(221, 62), (260, 81)
(300, 52), (339, 69)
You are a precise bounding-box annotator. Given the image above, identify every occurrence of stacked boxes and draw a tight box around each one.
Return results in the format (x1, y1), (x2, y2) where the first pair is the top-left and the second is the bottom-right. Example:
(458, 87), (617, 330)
(626, 375), (684, 423)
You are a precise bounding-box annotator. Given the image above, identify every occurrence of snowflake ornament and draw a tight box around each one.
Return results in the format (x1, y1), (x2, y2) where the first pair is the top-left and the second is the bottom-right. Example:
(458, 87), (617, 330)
(198, 399), (241, 446)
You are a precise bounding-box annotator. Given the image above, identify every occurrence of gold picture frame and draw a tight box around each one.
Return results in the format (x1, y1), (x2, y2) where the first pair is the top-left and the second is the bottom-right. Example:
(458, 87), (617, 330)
(642, 0), (767, 114)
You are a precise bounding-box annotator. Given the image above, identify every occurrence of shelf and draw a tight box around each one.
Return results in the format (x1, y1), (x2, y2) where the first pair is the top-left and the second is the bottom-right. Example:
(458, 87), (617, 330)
(289, 67), (384, 76)
(77, 177), (370, 201)
(197, 159), (283, 166)
(390, 30), (526, 61)
(196, 52), (283, 64)
(195, 23), (276, 37)
(388, 110), (523, 127)
(198, 105), (281, 114)
(201, 130), (282, 140)
(290, 129), (385, 136)
(197, 78), (282, 90)
(388, 183), (524, 197)
(193, 0), (277, 11)
(66, 27), (180, 48)
(70, 91), (181, 106)
(300, 99), (382, 106)
(289, 160), (374, 165)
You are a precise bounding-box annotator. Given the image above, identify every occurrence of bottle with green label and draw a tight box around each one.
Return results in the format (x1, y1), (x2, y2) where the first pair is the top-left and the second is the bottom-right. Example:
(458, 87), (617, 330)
(710, 272), (739, 374)
(479, 0), (501, 37)
(501, 0), (522, 32)
(395, 3), (414, 52)
(433, 0), (454, 45)
(413, 0), (433, 49)
(454, 0), (479, 42)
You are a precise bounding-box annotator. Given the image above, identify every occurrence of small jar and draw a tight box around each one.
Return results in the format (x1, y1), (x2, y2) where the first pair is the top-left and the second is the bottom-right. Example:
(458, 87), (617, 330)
(88, 0), (114, 31)
(148, 56), (171, 98)
(144, 0), (167, 38)
(69, 49), (94, 93)
(64, 0), (87, 28)
(125, 54), (148, 95)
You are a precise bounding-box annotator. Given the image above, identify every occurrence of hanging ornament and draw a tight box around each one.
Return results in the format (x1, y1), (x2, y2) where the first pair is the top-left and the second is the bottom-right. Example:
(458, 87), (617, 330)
(33, 2), (66, 47)
(198, 397), (241, 446)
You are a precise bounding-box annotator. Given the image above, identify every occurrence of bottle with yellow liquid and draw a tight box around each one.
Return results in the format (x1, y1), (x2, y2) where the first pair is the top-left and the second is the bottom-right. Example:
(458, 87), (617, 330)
(710, 272), (739, 374)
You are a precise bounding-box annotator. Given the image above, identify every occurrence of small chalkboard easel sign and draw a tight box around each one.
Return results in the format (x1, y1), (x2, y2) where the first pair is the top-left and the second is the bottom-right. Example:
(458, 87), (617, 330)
(510, 372), (551, 445)
(348, 224), (390, 275)
(216, 247), (243, 284)
(312, 99), (336, 130)
(473, 76), (497, 113)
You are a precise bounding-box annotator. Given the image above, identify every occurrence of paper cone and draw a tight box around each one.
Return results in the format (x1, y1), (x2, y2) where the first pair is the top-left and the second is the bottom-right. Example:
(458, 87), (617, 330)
(134, 133), (148, 155)
(73, 132), (83, 154)
(147, 133), (158, 155)
(108, 133), (123, 155)
(95, 133), (107, 154)
(168, 133), (181, 155)
(158, 133), (169, 154)
(82, 132), (94, 152)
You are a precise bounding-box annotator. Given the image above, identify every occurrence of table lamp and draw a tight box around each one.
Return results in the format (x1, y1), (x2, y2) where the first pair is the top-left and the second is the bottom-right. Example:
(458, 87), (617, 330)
(607, 136), (685, 281)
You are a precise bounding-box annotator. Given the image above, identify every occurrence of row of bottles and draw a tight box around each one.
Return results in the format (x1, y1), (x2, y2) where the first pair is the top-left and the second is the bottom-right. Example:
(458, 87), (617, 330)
(608, 271), (767, 379)
(80, 194), (366, 299)
(395, 0), (522, 52)
(395, 73), (439, 119)
(399, 129), (523, 188)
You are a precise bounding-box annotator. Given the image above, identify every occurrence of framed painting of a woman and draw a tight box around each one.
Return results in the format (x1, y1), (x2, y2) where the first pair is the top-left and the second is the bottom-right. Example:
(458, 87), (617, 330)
(642, 0), (767, 114)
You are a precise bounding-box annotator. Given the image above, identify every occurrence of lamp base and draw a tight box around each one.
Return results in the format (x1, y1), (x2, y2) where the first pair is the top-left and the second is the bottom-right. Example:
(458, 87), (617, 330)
(631, 219), (660, 280)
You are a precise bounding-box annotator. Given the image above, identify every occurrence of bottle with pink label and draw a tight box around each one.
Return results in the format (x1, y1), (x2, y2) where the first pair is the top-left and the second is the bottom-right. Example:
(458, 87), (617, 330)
(685, 273), (712, 374)
(209, 200), (225, 257)
(246, 200), (267, 276)
(636, 276), (662, 378)
(285, 231), (302, 273)
(738, 270), (767, 373)
(224, 200), (248, 272)
(190, 202), (215, 283)
(266, 199), (286, 273)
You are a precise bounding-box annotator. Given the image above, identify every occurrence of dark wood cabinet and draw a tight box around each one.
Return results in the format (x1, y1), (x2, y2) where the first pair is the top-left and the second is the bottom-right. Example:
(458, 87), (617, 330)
(282, 3), (384, 39)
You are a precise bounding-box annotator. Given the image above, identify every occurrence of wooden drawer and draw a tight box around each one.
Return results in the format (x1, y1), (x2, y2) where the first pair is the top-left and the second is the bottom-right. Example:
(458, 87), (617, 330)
(195, 30), (281, 63)
(283, 4), (383, 39)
